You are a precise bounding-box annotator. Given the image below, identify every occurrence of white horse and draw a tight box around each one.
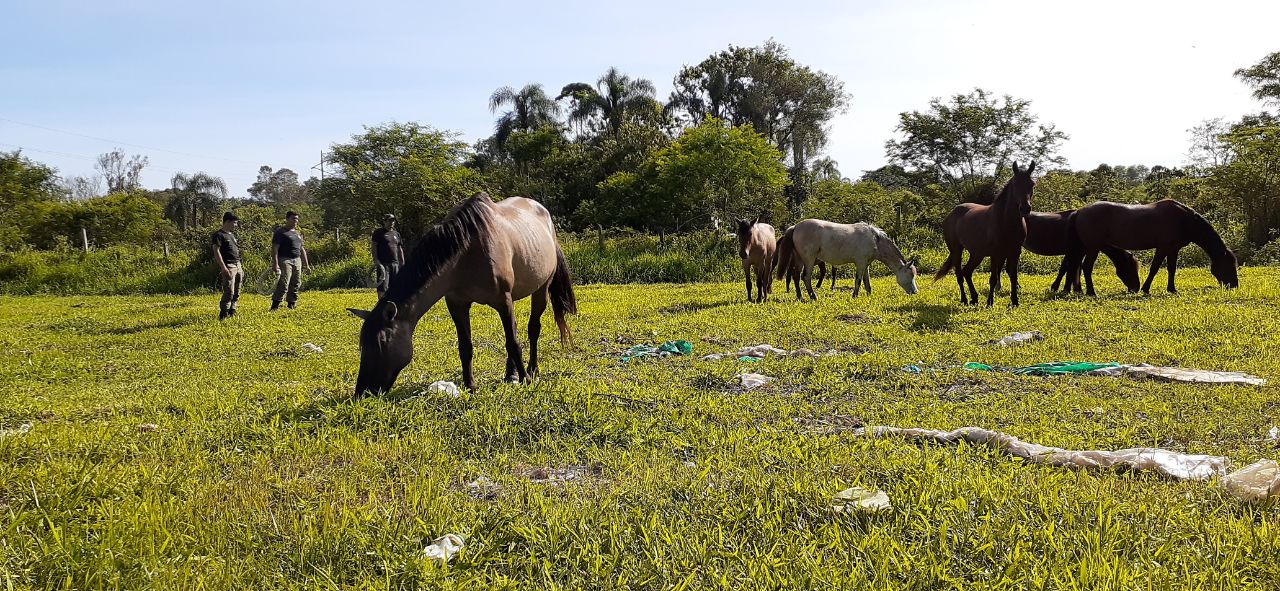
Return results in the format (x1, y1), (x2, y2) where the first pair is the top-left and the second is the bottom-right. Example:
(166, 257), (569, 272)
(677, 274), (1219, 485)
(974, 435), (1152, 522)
(776, 219), (919, 301)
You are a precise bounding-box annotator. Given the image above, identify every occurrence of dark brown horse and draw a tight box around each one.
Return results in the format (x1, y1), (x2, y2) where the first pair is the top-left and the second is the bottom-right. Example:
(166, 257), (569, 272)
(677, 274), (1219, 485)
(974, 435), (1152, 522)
(736, 219), (776, 302)
(1025, 210), (1140, 293)
(935, 161), (1037, 306)
(348, 193), (577, 394)
(1064, 199), (1238, 295)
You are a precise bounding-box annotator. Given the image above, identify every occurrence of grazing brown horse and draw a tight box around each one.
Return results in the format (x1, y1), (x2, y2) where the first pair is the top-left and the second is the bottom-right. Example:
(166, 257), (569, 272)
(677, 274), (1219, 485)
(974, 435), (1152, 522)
(1064, 199), (1238, 296)
(348, 193), (577, 394)
(935, 161), (1037, 306)
(736, 219), (776, 302)
(1025, 210), (1140, 293)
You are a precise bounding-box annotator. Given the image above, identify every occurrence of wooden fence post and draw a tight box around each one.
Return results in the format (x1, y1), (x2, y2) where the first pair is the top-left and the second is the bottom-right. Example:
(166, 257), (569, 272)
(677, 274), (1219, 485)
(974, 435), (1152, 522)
(81, 228), (89, 253)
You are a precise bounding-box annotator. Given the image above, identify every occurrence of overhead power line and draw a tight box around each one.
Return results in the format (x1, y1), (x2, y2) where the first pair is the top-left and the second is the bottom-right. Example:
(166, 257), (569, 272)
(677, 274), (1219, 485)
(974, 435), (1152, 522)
(0, 116), (261, 166)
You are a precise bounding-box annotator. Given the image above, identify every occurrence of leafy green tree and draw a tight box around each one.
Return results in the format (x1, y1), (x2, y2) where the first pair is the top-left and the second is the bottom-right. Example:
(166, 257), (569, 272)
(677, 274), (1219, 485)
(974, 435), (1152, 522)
(248, 166), (311, 204)
(1210, 124), (1280, 246)
(1234, 51), (1280, 106)
(7, 191), (169, 249)
(558, 68), (659, 137)
(315, 122), (485, 237)
(165, 172), (228, 231)
(489, 84), (561, 152)
(1, 150), (61, 209)
(668, 41), (848, 204)
(595, 118), (789, 233)
(885, 88), (1067, 198)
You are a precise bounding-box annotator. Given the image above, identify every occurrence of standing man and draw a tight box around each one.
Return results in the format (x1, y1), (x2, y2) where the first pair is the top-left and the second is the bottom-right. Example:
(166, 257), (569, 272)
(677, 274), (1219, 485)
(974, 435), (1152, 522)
(371, 213), (405, 299)
(271, 210), (312, 311)
(212, 211), (242, 320)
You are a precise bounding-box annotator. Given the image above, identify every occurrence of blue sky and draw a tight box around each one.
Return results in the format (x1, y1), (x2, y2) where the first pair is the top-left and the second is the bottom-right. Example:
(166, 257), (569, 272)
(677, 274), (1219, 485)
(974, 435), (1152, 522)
(2, 0), (1277, 197)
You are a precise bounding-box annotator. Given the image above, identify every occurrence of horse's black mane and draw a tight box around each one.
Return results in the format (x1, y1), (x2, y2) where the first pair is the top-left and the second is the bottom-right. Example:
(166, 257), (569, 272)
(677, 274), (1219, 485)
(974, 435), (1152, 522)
(1177, 201), (1230, 258)
(384, 193), (495, 303)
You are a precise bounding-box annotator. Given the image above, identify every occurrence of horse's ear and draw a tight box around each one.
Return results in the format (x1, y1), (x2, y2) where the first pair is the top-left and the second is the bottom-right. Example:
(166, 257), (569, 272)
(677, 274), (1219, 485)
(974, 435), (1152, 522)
(752, 216), (760, 226)
(382, 301), (399, 322)
(910, 255), (920, 266)
(1012, 161), (1022, 175)
(347, 308), (371, 320)
(1027, 160), (1037, 174)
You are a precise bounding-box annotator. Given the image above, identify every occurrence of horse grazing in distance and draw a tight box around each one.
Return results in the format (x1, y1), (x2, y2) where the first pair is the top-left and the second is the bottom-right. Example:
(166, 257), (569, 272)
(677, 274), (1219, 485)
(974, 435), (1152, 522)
(348, 193), (577, 393)
(1025, 210), (1140, 293)
(736, 219), (776, 303)
(935, 161), (1037, 307)
(775, 219), (918, 301)
(1064, 199), (1238, 295)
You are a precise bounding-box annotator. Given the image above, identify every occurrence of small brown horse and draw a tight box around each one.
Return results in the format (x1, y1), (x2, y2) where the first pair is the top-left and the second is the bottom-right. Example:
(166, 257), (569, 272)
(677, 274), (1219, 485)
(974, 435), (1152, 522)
(1064, 199), (1238, 295)
(1025, 210), (1140, 293)
(348, 193), (577, 394)
(736, 219), (776, 302)
(935, 161), (1036, 306)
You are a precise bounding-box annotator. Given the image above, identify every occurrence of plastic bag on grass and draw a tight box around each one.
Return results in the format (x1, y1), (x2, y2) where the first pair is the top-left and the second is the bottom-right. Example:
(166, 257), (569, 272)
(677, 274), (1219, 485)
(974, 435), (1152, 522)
(1222, 460), (1280, 503)
(832, 486), (892, 513)
(422, 534), (465, 564)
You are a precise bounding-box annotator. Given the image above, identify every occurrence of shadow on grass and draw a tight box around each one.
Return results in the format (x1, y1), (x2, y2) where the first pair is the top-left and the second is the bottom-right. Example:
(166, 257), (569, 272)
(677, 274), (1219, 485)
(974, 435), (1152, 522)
(888, 302), (960, 331)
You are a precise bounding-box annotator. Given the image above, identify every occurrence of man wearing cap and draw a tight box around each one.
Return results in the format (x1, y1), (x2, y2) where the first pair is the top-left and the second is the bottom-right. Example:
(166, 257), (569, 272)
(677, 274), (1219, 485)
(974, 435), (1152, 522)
(271, 210), (312, 311)
(370, 213), (405, 299)
(212, 211), (243, 320)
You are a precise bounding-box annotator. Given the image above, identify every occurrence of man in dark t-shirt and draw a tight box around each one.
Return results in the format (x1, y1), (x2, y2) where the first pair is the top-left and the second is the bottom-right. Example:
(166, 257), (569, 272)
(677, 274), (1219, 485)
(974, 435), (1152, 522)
(371, 213), (405, 298)
(212, 211), (242, 320)
(270, 211), (312, 311)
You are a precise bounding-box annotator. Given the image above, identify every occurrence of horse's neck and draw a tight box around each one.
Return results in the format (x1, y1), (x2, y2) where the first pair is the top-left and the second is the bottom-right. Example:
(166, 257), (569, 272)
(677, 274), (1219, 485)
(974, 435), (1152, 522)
(1189, 223), (1228, 259)
(390, 272), (454, 324)
(872, 234), (905, 270)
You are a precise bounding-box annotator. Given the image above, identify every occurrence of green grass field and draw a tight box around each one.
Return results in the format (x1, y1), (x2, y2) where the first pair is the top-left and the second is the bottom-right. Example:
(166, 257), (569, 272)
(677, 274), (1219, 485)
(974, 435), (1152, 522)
(2, 268), (1279, 589)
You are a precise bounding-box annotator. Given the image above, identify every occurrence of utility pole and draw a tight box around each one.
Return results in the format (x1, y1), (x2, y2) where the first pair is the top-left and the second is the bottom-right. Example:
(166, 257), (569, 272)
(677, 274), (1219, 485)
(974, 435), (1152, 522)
(311, 151), (326, 181)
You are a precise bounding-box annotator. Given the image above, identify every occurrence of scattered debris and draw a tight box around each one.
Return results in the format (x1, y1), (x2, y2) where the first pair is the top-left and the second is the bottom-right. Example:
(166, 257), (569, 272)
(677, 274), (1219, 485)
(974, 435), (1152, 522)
(1089, 364), (1267, 386)
(300, 342), (323, 354)
(464, 476), (502, 500)
(422, 534), (465, 564)
(426, 381), (461, 398)
(858, 425), (1230, 481)
(138, 423), (159, 433)
(622, 341), (692, 362)
(832, 486), (892, 514)
(1221, 460), (1280, 503)
(702, 343), (840, 361)
(1268, 426), (1279, 442)
(991, 331), (1044, 347)
(35, 410), (55, 421)
(0, 423), (31, 439)
(739, 373), (774, 389)
(524, 461), (605, 484)
(901, 364), (923, 374)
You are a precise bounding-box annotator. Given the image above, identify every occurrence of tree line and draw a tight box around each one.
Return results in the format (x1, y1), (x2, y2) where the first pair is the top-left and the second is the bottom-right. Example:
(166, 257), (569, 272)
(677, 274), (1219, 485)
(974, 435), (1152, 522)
(3, 43), (1279, 262)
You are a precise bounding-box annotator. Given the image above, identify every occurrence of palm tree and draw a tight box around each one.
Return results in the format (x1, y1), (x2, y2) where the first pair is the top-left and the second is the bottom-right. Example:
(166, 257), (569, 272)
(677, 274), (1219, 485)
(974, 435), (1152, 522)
(488, 84), (561, 151)
(166, 172), (227, 230)
(810, 157), (841, 181)
(558, 67), (658, 137)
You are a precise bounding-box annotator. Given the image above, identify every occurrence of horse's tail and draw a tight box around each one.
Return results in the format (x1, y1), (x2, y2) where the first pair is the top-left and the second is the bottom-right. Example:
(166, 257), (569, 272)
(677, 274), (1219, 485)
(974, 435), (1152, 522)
(775, 228), (795, 280)
(550, 244), (577, 347)
(933, 210), (961, 282)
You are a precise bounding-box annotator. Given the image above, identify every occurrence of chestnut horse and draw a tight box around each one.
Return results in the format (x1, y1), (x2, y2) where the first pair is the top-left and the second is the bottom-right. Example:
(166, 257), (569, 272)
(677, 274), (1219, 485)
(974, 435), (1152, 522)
(1064, 199), (1238, 295)
(736, 219), (776, 302)
(1025, 210), (1140, 293)
(348, 193), (577, 393)
(935, 161), (1036, 306)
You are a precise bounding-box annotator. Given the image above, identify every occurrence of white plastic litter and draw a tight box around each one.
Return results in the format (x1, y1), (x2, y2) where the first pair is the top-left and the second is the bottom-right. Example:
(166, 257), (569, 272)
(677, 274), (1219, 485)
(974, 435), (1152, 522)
(138, 423), (159, 433)
(739, 373), (774, 389)
(1088, 364), (1266, 386)
(702, 343), (840, 360)
(1221, 460), (1280, 503)
(1268, 426), (1279, 442)
(465, 476), (502, 500)
(858, 425), (1230, 481)
(737, 344), (789, 358)
(832, 486), (892, 513)
(0, 423), (31, 438)
(427, 381), (461, 398)
(301, 342), (323, 354)
(422, 534), (465, 564)
(993, 331), (1044, 347)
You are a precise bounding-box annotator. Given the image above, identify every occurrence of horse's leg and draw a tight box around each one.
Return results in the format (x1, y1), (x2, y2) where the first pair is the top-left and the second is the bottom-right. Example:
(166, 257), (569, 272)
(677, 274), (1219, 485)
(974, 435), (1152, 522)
(862, 265), (871, 295)
(961, 254), (983, 305)
(757, 266), (770, 303)
(446, 298), (475, 391)
(802, 263), (817, 301)
(1166, 248), (1179, 294)
(953, 251), (968, 304)
(1007, 253), (1022, 307)
(494, 293), (526, 383)
(526, 285), (548, 377)
(1081, 252), (1099, 296)
(743, 260), (753, 302)
(1142, 250), (1166, 295)
(1051, 257), (1068, 292)
(987, 256), (1006, 307)
(851, 264), (862, 297)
